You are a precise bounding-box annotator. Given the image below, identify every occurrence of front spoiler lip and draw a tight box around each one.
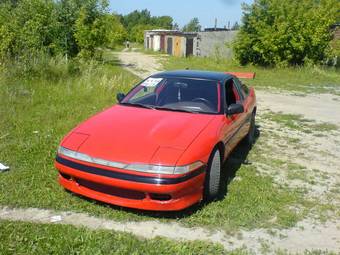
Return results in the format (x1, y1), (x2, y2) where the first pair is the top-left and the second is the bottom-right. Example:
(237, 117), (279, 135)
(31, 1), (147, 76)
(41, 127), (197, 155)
(55, 156), (206, 185)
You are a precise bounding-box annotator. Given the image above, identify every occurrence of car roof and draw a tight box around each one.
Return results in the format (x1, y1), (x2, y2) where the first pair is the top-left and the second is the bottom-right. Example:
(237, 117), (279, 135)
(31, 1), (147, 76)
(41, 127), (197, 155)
(151, 70), (233, 81)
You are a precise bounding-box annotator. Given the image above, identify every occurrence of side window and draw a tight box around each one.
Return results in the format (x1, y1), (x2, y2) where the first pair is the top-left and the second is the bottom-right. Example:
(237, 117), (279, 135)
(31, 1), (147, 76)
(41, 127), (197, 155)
(225, 79), (237, 106)
(232, 78), (245, 101)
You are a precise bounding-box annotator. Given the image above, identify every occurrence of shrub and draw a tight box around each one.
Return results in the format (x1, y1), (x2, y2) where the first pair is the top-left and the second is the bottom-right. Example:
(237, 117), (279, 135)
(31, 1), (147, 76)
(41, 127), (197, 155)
(233, 0), (340, 66)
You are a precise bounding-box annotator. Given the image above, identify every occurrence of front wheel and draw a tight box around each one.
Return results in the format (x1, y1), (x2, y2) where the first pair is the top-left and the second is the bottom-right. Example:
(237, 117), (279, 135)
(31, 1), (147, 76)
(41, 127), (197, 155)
(204, 148), (222, 200)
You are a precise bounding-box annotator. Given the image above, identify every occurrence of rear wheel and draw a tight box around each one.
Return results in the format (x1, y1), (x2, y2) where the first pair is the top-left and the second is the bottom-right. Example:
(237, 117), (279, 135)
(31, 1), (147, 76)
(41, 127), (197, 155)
(204, 148), (222, 200)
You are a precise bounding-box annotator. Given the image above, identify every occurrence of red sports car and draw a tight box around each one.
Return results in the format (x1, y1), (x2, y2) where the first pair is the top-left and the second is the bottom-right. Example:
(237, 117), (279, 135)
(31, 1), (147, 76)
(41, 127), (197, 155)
(55, 70), (257, 211)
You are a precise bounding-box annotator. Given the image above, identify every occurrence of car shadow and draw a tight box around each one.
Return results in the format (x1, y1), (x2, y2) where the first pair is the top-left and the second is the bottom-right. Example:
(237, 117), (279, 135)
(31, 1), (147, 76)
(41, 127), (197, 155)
(72, 125), (261, 219)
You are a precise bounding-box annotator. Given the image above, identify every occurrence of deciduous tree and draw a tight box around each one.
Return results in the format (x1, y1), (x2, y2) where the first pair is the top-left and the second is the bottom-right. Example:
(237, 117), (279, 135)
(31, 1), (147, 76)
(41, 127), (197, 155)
(234, 0), (340, 66)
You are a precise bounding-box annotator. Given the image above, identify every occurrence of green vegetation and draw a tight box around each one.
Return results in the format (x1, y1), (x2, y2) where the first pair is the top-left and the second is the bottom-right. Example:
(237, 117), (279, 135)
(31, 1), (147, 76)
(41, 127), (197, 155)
(120, 9), (174, 43)
(182, 18), (201, 32)
(234, 0), (340, 66)
(330, 34), (340, 63)
(163, 56), (340, 94)
(262, 112), (338, 133)
(0, 220), (229, 255)
(183, 164), (305, 230)
(0, 0), (127, 64)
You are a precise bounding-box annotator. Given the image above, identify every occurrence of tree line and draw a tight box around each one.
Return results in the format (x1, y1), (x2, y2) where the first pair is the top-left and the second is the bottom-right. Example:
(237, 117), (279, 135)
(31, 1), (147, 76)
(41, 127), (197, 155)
(0, 1), (176, 64)
(0, 0), (124, 62)
(0, 0), (339, 67)
(0, 1), (202, 63)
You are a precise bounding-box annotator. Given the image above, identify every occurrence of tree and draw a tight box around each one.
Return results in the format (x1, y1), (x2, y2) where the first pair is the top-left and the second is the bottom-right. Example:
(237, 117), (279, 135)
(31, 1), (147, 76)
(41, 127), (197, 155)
(0, 0), (60, 61)
(182, 18), (201, 32)
(121, 9), (174, 42)
(104, 14), (127, 47)
(233, 0), (340, 66)
(151, 15), (173, 29)
(0, 0), (125, 62)
(130, 24), (155, 43)
(122, 9), (151, 31)
(74, 4), (110, 59)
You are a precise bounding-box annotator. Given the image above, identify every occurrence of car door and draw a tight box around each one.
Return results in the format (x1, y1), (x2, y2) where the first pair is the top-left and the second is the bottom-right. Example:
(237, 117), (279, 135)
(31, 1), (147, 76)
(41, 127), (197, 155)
(232, 77), (252, 138)
(220, 78), (248, 159)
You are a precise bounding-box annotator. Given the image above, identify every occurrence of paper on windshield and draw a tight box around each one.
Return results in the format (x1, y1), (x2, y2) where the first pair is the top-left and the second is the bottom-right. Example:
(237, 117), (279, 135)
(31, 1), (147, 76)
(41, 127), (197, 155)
(141, 78), (163, 87)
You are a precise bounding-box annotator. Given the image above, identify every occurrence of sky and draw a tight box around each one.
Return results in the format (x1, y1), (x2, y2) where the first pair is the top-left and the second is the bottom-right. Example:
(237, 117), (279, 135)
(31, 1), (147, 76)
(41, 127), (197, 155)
(109, 0), (254, 29)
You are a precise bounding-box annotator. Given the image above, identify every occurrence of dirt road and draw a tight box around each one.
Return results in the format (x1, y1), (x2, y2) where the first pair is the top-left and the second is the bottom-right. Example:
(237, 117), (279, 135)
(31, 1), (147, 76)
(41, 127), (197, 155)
(117, 51), (164, 79)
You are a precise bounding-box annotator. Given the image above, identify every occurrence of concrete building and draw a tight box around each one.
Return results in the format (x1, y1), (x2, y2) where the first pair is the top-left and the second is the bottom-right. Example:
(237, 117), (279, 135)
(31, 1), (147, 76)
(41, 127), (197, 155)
(194, 30), (237, 58)
(144, 29), (237, 58)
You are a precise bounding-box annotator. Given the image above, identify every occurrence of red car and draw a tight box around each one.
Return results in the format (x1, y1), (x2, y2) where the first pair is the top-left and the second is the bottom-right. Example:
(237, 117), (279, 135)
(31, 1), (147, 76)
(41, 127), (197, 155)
(55, 70), (256, 211)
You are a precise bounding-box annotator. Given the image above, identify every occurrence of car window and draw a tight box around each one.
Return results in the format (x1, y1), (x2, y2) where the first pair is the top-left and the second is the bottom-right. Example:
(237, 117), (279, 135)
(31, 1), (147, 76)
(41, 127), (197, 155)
(232, 78), (245, 100)
(122, 77), (220, 114)
(225, 79), (243, 106)
(130, 78), (161, 101)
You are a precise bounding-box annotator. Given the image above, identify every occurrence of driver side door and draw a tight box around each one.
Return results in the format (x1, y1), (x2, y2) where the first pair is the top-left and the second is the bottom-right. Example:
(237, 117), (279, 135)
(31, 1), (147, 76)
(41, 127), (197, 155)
(221, 78), (248, 158)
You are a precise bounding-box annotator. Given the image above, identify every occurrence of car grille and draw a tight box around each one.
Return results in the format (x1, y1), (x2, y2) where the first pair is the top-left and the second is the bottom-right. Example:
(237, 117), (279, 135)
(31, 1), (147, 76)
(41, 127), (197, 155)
(76, 178), (146, 200)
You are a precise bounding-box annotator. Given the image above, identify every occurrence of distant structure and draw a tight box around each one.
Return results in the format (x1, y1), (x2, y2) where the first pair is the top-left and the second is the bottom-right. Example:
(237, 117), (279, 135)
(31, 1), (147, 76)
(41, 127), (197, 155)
(194, 30), (238, 58)
(144, 30), (197, 57)
(144, 28), (237, 58)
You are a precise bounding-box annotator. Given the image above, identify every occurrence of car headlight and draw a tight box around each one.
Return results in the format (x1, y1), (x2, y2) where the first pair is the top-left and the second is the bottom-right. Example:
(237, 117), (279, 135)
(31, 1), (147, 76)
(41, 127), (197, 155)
(57, 146), (204, 175)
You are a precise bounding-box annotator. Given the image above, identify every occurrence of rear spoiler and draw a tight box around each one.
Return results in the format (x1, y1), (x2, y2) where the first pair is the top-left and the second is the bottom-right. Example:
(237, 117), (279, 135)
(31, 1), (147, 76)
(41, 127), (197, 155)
(225, 72), (256, 79)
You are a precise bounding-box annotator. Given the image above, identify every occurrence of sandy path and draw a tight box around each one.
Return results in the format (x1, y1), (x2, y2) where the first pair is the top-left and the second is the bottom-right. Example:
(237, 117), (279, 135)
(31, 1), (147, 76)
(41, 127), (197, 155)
(1, 207), (339, 254)
(116, 51), (164, 79)
(257, 91), (340, 126)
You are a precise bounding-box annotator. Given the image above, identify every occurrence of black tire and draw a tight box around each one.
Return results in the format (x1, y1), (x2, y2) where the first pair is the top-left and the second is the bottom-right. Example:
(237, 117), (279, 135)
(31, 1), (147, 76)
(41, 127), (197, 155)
(204, 148), (222, 200)
(245, 113), (256, 146)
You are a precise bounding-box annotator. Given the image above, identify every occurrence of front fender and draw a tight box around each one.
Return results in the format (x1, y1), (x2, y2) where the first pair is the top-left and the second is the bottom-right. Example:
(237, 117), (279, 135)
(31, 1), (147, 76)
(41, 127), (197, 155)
(176, 116), (224, 166)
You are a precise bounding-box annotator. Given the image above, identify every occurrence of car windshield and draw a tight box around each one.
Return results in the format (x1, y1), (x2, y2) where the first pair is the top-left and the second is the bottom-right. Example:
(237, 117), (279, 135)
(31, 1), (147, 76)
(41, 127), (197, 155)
(121, 77), (220, 114)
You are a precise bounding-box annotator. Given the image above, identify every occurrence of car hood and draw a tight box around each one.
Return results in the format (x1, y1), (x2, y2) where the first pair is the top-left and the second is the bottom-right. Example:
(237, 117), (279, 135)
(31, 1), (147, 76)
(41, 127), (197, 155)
(62, 105), (214, 165)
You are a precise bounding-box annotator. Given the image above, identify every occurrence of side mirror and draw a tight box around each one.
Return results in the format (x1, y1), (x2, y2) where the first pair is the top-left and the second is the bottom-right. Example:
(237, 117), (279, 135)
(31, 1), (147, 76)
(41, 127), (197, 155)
(116, 93), (125, 103)
(226, 103), (244, 115)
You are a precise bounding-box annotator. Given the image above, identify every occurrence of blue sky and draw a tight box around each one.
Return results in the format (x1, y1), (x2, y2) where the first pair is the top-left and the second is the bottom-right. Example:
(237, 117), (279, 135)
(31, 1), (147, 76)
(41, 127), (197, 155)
(109, 0), (254, 28)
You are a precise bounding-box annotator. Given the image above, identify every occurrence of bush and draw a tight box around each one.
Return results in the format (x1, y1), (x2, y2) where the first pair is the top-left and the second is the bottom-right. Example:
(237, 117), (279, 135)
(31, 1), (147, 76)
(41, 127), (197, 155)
(0, 0), (127, 64)
(233, 0), (340, 66)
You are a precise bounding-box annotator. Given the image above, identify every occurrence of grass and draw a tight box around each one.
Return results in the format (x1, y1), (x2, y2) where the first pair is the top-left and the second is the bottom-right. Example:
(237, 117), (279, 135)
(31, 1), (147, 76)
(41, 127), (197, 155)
(0, 220), (232, 255)
(163, 56), (340, 95)
(261, 112), (338, 133)
(182, 163), (305, 230)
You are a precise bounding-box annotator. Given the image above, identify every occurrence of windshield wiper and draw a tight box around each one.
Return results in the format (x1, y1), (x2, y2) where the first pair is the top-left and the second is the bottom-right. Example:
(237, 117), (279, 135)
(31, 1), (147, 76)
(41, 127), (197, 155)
(154, 106), (200, 114)
(120, 102), (155, 109)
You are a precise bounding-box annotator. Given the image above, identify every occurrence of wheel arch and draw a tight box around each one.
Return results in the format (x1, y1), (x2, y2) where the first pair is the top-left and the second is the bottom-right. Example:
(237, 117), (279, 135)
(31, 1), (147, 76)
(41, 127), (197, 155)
(215, 141), (225, 162)
(252, 106), (257, 115)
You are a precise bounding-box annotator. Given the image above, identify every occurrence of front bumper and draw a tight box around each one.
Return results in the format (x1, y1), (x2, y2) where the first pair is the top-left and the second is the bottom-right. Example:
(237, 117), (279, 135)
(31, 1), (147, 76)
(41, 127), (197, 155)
(55, 155), (206, 211)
